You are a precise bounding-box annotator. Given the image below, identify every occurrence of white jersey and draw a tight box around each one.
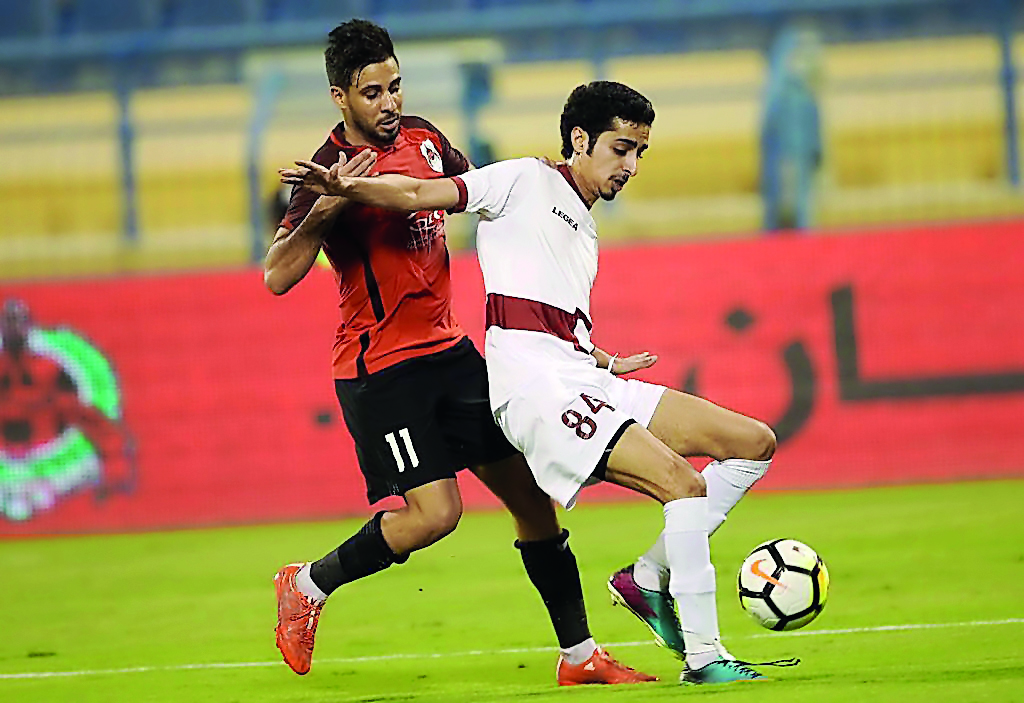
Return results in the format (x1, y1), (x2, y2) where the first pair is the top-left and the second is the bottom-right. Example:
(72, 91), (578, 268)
(452, 158), (666, 508)
(452, 158), (601, 407)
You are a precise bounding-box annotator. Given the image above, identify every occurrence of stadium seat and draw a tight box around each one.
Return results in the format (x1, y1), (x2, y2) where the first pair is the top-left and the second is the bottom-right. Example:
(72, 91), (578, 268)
(824, 35), (999, 79)
(490, 59), (595, 103)
(823, 36), (1004, 189)
(5, 31), (1024, 277)
(606, 50), (765, 95)
(608, 52), (765, 199)
(478, 60), (596, 159)
(0, 92), (120, 240)
(130, 86), (249, 232)
(817, 182), (1024, 229)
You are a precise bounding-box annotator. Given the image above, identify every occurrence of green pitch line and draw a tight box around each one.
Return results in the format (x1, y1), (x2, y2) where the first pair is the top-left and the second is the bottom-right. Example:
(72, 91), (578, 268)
(1, 479), (1022, 703)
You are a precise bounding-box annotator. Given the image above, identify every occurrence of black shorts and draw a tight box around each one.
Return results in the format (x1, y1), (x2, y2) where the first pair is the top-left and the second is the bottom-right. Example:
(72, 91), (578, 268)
(334, 337), (518, 503)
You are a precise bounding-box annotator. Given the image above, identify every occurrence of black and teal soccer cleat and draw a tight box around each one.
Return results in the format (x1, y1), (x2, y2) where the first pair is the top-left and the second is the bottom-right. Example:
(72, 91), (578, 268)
(681, 658), (765, 684)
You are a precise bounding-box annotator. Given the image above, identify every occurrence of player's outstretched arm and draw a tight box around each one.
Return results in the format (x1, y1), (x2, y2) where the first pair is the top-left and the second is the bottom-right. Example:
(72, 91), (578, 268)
(280, 160), (460, 213)
(265, 150), (376, 295)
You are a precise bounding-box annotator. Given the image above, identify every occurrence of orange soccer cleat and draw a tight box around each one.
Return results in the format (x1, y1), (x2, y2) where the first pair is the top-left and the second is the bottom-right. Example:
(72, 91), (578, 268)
(556, 647), (659, 686)
(274, 563), (324, 675)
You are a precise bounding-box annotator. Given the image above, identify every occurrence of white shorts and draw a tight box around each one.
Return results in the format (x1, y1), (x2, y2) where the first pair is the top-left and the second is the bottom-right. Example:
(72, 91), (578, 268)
(493, 363), (666, 509)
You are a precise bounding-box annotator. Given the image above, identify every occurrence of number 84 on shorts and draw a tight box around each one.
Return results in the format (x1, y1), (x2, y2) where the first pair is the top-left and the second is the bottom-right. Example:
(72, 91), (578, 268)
(561, 393), (615, 440)
(495, 372), (665, 509)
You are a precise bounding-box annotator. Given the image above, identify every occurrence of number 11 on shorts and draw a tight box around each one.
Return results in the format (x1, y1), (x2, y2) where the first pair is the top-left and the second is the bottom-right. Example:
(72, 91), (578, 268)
(385, 428), (419, 472)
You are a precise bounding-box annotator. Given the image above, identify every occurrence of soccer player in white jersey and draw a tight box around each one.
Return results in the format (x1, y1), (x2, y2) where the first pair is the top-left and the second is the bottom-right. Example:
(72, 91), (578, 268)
(281, 81), (781, 685)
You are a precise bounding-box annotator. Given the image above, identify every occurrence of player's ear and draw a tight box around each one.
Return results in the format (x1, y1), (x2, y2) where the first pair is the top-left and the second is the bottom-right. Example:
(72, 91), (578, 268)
(329, 85), (346, 111)
(570, 126), (588, 158)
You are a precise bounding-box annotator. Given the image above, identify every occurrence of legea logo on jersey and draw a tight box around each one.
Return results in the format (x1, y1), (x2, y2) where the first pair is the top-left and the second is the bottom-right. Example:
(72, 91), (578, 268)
(0, 300), (136, 522)
(552, 206), (578, 231)
(420, 139), (444, 173)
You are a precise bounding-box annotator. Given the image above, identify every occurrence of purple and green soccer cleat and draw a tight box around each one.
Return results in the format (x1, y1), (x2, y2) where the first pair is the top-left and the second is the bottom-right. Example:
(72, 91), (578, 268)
(607, 565), (687, 659)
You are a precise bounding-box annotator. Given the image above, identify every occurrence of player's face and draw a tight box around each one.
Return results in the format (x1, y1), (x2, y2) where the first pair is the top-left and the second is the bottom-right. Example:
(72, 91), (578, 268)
(580, 119), (650, 202)
(333, 58), (403, 146)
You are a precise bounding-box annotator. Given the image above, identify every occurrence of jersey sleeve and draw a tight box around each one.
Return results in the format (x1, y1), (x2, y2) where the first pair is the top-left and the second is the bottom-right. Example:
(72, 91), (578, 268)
(278, 134), (342, 231)
(279, 185), (319, 232)
(449, 158), (532, 219)
(401, 116), (470, 176)
(438, 130), (470, 177)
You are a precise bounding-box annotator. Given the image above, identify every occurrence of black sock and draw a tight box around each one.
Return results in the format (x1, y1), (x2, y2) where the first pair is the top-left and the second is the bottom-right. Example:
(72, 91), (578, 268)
(309, 511), (408, 596)
(516, 529), (591, 649)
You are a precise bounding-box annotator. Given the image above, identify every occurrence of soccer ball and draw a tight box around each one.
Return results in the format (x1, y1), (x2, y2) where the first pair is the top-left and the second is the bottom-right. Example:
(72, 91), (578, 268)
(738, 538), (829, 631)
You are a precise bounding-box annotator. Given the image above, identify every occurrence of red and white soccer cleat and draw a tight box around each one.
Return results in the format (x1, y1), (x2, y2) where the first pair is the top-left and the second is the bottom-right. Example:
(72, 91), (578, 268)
(274, 563), (324, 675)
(556, 647), (659, 686)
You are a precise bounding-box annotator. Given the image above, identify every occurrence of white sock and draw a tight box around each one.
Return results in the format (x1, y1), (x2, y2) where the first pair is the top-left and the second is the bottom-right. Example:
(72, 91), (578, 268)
(633, 538), (669, 592)
(663, 497), (720, 671)
(296, 563), (328, 603)
(632, 459), (771, 592)
(560, 637), (597, 665)
(704, 459), (771, 535)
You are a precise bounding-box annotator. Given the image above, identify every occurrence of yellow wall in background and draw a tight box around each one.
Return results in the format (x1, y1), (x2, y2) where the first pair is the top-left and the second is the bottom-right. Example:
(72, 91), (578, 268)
(3, 35), (1024, 279)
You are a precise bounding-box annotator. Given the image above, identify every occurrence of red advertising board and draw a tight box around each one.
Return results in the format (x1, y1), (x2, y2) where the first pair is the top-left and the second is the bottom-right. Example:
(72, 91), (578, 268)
(2, 220), (1023, 534)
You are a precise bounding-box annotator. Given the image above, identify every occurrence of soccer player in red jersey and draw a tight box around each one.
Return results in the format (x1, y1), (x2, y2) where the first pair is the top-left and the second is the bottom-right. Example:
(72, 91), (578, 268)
(264, 20), (654, 686)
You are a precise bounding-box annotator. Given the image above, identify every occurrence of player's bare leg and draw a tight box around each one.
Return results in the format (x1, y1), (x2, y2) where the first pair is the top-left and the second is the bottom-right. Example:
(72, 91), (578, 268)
(610, 390), (775, 661)
(472, 455), (558, 541)
(648, 390), (775, 536)
(379, 478), (463, 553)
(603, 423), (763, 684)
(275, 479), (461, 674)
(473, 455), (657, 685)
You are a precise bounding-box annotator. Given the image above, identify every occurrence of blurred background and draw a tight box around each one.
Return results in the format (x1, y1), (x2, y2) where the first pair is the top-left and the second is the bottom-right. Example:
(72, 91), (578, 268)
(1, 0), (1023, 534)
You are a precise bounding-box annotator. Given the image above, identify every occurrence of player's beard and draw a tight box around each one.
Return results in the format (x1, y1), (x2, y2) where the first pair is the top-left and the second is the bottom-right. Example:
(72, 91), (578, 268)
(354, 111), (400, 146)
(601, 175), (628, 201)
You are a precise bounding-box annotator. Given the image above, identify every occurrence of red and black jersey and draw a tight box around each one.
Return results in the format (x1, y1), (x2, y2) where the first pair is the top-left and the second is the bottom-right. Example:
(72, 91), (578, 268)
(280, 116), (471, 379)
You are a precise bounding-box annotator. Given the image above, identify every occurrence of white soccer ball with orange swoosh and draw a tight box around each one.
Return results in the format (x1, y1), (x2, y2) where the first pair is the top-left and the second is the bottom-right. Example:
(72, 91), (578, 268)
(738, 539), (829, 631)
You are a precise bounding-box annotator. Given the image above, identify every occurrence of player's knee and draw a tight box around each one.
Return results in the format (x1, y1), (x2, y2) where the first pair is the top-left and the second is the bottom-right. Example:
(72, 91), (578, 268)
(420, 501), (462, 543)
(681, 468), (708, 499)
(750, 421), (777, 461)
(727, 418), (775, 461)
(654, 456), (706, 502)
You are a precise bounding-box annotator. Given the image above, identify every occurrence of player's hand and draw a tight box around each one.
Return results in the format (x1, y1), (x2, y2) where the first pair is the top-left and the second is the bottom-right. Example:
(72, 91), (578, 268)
(332, 149), (377, 179)
(279, 160), (336, 194)
(611, 351), (658, 375)
(280, 150), (376, 195)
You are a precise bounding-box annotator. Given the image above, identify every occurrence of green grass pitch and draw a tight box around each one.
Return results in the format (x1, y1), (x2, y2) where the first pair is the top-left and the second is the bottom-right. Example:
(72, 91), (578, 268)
(2, 479), (1022, 702)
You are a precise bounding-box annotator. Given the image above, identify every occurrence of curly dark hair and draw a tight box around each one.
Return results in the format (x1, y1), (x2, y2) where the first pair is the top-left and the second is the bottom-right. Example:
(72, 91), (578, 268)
(325, 19), (397, 89)
(559, 81), (655, 159)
